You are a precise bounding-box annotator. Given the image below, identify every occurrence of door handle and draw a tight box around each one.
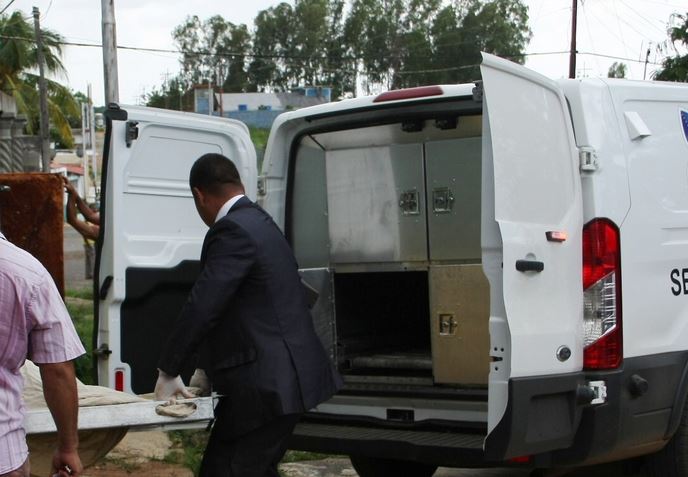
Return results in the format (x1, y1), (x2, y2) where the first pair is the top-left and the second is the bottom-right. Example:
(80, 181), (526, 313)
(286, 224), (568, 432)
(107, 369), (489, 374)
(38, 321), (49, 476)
(516, 259), (544, 273)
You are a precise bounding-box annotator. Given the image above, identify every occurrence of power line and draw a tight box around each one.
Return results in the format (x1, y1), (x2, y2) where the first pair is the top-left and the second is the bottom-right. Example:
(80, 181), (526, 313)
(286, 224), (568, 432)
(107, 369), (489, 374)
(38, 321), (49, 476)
(618, 0), (668, 35)
(0, 0), (16, 15)
(0, 33), (666, 71)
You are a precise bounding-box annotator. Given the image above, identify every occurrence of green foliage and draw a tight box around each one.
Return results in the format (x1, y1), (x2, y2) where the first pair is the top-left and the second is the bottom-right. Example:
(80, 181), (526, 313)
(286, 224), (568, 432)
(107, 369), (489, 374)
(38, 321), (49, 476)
(173, 15), (252, 92)
(0, 10), (79, 146)
(65, 289), (95, 385)
(154, 0), (532, 103)
(168, 430), (208, 476)
(607, 62), (627, 79)
(281, 450), (332, 463)
(144, 76), (192, 111)
(655, 12), (688, 82)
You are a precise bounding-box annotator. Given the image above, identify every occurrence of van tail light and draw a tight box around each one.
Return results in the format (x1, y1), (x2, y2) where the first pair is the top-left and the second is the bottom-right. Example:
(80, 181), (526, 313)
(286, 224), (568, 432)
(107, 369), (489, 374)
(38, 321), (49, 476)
(114, 368), (125, 391)
(373, 86), (443, 103)
(583, 219), (622, 369)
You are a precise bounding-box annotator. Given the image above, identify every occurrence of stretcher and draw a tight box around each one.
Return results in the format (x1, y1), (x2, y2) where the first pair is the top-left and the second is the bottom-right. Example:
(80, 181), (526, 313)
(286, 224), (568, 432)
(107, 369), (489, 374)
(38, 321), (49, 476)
(24, 396), (216, 434)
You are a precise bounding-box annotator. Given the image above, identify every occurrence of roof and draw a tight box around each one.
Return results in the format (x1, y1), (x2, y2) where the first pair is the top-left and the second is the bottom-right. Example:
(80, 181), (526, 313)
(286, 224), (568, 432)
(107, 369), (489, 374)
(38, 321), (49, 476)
(50, 163), (84, 175)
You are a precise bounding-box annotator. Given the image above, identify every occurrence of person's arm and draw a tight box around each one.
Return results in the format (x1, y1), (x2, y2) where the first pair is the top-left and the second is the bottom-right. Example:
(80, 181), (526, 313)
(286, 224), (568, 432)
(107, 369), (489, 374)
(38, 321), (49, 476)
(73, 193), (100, 226)
(65, 191), (100, 241)
(39, 361), (83, 477)
(63, 176), (100, 225)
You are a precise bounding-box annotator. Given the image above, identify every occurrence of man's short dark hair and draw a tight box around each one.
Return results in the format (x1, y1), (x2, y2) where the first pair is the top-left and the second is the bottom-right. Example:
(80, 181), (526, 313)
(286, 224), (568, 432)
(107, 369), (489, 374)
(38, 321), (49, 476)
(189, 153), (243, 195)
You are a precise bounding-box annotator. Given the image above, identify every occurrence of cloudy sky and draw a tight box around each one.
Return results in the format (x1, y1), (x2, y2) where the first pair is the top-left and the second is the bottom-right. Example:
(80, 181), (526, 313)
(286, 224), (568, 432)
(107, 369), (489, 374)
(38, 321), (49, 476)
(10, 0), (687, 106)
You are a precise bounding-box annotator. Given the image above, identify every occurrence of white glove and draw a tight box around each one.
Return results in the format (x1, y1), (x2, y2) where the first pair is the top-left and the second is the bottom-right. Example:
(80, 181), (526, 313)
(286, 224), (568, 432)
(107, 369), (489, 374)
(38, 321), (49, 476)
(189, 368), (211, 397)
(154, 369), (194, 403)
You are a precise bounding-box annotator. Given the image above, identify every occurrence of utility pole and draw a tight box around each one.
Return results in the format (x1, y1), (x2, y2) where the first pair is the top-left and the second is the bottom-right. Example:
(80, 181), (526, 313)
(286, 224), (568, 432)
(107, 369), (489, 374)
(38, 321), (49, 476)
(32, 7), (50, 172)
(101, 0), (119, 104)
(643, 44), (652, 80)
(569, 0), (578, 79)
(87, 84), (98, 194)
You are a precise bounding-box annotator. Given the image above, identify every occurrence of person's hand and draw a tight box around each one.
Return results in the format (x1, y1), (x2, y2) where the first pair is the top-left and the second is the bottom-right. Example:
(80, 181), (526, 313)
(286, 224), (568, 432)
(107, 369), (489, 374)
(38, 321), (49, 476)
(189, 368), (211, 396)
(154, 369), (194, 403)
(51, 447), (82, 476)
(61, 176), (77, 196)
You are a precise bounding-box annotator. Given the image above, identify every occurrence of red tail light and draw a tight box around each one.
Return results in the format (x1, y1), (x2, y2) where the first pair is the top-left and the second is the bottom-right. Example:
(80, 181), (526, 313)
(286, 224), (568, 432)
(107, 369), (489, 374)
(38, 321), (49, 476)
(373, 86), (443, 103)
(582, 219), (622, 369)
(114, 369), (125, 391)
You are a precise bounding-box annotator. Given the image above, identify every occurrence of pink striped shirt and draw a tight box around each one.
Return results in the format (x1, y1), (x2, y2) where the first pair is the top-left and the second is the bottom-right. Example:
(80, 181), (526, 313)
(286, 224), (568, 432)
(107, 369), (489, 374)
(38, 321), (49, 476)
(0, 236), (85, 473)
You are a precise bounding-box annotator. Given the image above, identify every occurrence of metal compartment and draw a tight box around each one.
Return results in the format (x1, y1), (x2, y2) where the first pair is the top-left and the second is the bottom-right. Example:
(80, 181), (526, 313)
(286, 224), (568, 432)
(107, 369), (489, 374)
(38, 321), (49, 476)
(426, 137), (482, 262)
(430, 264), (490, 384)
(326, 144), (426, 264)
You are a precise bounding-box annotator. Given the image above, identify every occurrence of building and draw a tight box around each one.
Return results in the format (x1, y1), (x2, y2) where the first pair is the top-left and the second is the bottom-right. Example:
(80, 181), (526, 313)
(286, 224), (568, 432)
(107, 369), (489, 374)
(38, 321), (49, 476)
(193, 86), (332, 129)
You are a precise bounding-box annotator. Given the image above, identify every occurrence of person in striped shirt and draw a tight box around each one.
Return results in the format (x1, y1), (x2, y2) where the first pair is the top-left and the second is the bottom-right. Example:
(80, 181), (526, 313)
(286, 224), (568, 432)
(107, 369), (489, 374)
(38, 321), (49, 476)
(0, 233), (85, 477)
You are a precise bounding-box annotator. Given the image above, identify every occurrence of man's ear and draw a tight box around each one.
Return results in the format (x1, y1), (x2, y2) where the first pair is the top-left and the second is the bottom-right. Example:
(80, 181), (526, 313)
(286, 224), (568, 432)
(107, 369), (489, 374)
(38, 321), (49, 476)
(192, 187), (205, 205)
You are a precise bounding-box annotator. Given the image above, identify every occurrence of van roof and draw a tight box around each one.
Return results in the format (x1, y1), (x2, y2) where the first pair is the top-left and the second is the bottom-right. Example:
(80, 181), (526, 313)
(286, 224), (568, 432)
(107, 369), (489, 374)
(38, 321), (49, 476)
(278, 83), (478, 122)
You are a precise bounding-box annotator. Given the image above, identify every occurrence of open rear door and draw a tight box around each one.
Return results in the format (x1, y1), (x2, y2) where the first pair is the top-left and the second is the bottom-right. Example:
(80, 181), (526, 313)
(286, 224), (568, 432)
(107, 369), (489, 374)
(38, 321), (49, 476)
(96, 105), (256, 394)
(480, 54), (584, 458)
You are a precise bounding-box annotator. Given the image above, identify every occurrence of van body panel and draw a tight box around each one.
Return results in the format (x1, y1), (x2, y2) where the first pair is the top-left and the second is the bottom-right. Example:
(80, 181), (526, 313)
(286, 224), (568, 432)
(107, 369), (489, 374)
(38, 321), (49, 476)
(97, 106), (256, 392)
(602, 82), (688, 360)
(558, 79), (632, 227)
(480, 54), (584, 380)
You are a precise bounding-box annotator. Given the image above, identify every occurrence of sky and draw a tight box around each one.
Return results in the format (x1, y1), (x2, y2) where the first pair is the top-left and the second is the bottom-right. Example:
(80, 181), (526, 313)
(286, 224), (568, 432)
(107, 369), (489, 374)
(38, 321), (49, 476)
(9, 0), (688, 106)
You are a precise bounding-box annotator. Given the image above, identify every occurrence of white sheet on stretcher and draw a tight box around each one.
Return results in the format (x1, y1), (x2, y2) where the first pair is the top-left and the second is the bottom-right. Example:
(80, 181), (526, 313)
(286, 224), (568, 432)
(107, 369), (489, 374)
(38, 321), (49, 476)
(21, 361), (204, 476)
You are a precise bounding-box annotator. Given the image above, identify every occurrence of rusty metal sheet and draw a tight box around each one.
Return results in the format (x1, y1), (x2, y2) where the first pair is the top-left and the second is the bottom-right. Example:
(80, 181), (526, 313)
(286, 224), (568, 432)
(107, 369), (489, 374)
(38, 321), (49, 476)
(0, 173), (65, 296)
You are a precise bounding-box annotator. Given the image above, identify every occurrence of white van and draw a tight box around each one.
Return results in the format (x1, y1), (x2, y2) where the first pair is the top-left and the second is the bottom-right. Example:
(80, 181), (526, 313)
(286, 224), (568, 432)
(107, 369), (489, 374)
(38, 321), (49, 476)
(97, 54), (688, 476)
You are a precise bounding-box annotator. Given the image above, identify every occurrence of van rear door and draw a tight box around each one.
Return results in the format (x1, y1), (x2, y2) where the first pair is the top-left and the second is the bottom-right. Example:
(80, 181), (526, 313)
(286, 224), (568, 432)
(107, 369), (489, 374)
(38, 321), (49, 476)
(480, 53), (585, 458)
(96, 105), (256, 394)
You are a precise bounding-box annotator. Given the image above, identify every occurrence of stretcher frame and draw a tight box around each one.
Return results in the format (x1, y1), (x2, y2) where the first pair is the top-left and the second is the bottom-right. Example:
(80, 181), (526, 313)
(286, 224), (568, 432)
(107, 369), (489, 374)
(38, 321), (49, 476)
(24, 396), (216, 434)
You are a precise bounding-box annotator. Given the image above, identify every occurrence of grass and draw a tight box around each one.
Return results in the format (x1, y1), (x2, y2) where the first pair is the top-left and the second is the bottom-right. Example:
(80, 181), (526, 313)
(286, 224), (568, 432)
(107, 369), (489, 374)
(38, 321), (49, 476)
(249, 127), (270, 171)
(249, 127), (270, 152)
(65, 287), (95, 384)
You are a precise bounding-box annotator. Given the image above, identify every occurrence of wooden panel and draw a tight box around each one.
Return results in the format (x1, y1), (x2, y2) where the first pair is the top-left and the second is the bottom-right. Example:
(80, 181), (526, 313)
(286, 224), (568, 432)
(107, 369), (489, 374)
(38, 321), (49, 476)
(0, 173), (65, 296)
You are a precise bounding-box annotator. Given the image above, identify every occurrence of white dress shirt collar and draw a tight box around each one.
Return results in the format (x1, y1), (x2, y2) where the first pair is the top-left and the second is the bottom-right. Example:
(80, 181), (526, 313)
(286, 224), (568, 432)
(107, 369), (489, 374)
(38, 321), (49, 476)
(214, 194), (245, 223)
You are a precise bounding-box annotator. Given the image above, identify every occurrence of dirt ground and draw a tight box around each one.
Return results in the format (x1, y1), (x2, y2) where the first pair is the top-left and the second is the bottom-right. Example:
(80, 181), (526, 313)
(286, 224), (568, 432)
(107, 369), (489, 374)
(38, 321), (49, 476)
(79, 430), (359, 477)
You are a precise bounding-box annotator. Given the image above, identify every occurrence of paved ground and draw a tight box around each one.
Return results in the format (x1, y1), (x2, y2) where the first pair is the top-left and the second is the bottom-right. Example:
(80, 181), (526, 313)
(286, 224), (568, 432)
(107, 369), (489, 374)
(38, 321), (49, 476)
(64, 224), (92, 291)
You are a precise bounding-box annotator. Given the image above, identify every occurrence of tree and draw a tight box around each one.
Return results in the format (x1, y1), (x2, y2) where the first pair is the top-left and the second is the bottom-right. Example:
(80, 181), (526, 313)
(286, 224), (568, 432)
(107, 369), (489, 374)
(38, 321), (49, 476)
(249, 3), (295, 91)
(607, 62), (627, 78)
(345, 0), (530, 91)
(0, 11), (79, 147)
(173, 15), (252, 91)
(144, 76), (191, 111)
(655, 12), (688, 82)
(447, 0), (532, 83)
(162, 0), (533, 101)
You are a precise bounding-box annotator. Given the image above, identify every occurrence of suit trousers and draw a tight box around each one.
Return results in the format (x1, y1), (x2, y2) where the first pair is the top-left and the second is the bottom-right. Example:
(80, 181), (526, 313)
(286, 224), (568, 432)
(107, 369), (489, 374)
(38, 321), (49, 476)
(199, 399), (302, 477)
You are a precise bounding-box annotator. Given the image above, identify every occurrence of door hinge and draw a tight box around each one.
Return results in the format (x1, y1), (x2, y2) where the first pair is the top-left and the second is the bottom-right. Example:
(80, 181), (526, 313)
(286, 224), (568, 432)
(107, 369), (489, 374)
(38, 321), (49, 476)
(93, 343), (112, 358)
(125, 121), (139, 148)
(472, 81), (483, 103)
(579, 147), (598, 172)
(257, 175), (267, 196)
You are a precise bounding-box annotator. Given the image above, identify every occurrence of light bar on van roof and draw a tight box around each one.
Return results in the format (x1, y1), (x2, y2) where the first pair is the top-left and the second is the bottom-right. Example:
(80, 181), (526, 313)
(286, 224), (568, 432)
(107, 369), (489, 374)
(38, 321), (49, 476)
(373, 86), (444, 103)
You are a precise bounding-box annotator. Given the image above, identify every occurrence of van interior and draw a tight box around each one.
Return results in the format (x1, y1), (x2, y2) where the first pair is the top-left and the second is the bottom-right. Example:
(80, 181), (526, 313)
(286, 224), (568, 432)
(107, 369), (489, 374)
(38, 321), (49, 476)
(289, 106), (491, 398)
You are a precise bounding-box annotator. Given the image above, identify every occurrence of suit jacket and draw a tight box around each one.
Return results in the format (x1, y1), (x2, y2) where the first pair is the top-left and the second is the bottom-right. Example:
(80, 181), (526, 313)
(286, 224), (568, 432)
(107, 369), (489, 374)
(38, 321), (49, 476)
(158, 196), (342, 436)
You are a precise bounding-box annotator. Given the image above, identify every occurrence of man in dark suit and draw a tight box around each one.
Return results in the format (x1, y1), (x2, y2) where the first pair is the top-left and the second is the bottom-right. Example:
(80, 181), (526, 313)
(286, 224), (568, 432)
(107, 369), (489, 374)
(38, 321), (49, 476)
(154, 153), (341, 476)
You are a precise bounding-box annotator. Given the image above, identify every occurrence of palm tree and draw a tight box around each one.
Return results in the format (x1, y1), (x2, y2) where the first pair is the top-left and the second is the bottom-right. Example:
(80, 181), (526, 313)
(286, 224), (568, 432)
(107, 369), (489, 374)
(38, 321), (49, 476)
(0, 10), (79, 147)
